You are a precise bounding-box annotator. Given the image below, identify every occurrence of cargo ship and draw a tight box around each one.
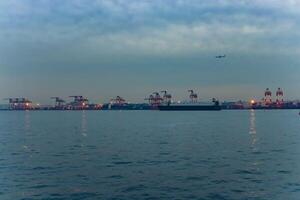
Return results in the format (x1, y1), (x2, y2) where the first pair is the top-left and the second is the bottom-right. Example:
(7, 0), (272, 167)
(102, 96), (152, 110)
(155, 90), (221, 111)
(101, 103), (151, 110)
(158, 100), (221, 111)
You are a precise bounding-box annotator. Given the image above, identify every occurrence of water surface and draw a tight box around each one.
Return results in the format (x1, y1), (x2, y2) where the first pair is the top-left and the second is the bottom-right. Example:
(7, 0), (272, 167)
(0, 110), (300, 200)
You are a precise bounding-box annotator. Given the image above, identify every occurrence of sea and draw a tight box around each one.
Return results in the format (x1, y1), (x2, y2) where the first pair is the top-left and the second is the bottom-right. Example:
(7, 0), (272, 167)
(0, 110), (299, 200)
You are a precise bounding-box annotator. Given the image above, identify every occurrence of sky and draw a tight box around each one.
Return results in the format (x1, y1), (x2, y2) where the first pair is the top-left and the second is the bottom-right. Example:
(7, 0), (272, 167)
(0, 0), (300, 104)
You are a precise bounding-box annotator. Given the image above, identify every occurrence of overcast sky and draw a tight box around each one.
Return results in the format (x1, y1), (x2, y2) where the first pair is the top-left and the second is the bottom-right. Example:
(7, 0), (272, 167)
(0, 0), (299, 104)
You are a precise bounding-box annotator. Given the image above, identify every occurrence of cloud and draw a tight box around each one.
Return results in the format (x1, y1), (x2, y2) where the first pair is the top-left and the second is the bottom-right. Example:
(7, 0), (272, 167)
(0, 0), (300, 102)
(86, 20), (300, 56)
(1, 0), (299, 55)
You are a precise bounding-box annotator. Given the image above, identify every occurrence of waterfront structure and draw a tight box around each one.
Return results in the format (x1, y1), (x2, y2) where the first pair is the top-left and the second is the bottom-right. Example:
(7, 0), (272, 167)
(276, 88), (284, 105)
(158, 91), (221, 111)
(4, 98), (33, 110)
(68, 96), (89, 110)
(161, 90), (172, 105)
(2, 88), (300, 110)
(51, 97), (65, 110)
(264, 88), (272, 105)
(188, 90), (198, 103)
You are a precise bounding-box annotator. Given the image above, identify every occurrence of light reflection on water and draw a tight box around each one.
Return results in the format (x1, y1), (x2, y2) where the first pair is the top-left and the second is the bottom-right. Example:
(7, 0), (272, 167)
(249, 109), (257, 148)
(23, 111), (32, 155)
(0, 110), (299, 200)
(248, 109), (262, 196)
(81, 111), (87, 137)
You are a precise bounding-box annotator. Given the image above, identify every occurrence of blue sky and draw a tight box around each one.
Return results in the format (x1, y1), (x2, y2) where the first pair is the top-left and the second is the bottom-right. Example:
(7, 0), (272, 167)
(0, 0), (300, 103)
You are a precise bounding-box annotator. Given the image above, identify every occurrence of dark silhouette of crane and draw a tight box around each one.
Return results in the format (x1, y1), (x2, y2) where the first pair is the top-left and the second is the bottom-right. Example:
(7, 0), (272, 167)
(145, 94), (154, 105)
(264, 88), (272, 105)
(110, 96), (126, 105)
(161, 90), (172, 105)
(153, 92), (163, 106)
(188, 90), (198, 103)
(212, 98), (219, 106)
(276, 88), (284, 105)
(4, 98), (15, 109)
(145, 92), (163, 107)
(69, 95), (87, 102)
(4, 97), (32, 110)
(69, 95), (89, 109)
(51, 97), (65, 109)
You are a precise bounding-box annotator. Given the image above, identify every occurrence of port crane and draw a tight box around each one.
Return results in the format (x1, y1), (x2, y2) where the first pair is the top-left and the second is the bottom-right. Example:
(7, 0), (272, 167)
(69, 95), (87, 102)
(4, 98), (16, 109)
(69, 95), (89, 109)
(188, 90), (198, 103)
(51, 97), (65, 108)
(153, 92), (163, 106)
(110, 96), (126, 105)
(276, 88), (284, 104)
(145, 94), (154, 105)
(160, 90), (172, 104)
(69, 96), (89, 104)
(4, 97), (32, 110)
(264, 88), (272, 105)
(145, 92), (163, 106)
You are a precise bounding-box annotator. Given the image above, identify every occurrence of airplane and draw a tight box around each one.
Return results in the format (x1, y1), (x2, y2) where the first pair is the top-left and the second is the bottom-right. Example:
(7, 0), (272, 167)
(215, 55), (226, 58)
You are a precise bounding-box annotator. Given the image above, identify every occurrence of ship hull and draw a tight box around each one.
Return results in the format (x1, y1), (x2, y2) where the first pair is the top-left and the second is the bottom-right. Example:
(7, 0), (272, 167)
(158, 105), (221, 111)
(101, 103), (152, 110)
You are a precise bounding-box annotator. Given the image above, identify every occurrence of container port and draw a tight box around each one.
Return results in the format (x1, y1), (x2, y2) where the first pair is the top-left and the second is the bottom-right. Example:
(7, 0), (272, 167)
(1, 88), (299, 111)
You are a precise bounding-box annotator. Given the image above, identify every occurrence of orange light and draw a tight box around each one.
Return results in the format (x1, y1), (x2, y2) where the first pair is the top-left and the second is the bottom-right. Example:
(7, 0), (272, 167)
(250, 100), (255, 104)
(25, 103), (29, 106)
